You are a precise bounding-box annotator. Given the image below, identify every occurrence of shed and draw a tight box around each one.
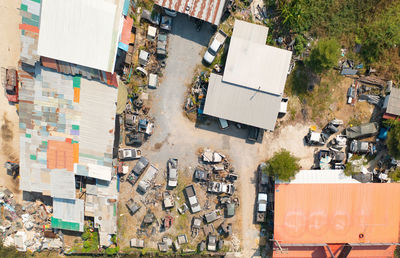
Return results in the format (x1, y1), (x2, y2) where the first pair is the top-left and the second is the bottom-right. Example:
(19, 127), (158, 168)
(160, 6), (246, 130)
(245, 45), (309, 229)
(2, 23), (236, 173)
(177, 234), (188, 245)
(130, 238), (145, 248)
(148, 74), (158, 89)
(383, 87), (400, 120)
(147, 26), (157, 41)
(158, 242), (169, 252)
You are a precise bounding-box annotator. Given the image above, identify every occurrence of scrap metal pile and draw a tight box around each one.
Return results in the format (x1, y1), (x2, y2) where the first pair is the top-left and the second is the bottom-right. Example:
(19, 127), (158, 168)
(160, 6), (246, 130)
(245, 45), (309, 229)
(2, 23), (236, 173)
(0, 188), (63, 252)
(185, 72), (209, 115)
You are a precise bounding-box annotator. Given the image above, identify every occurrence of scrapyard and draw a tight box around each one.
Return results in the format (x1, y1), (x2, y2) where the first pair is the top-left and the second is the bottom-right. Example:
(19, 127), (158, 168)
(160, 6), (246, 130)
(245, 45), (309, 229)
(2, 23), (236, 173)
(1, 0), (400, 257)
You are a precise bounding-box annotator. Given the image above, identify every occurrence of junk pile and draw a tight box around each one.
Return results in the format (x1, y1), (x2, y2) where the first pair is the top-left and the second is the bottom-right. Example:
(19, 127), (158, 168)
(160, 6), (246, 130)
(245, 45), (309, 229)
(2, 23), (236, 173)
(124, 93), (154, 147)
(185, 72), (209, 115)
(0, 188), (63, 252)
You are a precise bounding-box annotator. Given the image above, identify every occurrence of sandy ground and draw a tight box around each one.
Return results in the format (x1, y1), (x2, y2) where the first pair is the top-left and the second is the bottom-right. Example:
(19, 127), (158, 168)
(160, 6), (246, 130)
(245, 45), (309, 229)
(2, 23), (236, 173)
(0, 0), (22, 202)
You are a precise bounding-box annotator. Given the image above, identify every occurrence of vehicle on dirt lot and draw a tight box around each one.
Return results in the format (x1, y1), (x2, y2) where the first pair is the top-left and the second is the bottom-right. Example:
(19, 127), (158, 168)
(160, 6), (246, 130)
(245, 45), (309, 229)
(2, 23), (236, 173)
(204, 209), (222, 224)
(167, 158), (178, 188)
(130, 238), (145, 248)
(305, 130), (327, 146)
(194, 167), (209, 181)
(1, 68), (18, 103)
(184, 185), (201, 213)
(207, 235), (217, 251)
(137, 164), (159, 193)
(132, 156), (149, 175)
(345, 122), (379, 140)
(203, 30), (227, 64)
(118, 148), (141, 161)
(157, 33), (168, 59)
(207, 181), (234, 195)
(349, 140), (376, 155)
(125, 132), (145, 147)
(256, 193), (267, 223)
(126, 199), (141, 215)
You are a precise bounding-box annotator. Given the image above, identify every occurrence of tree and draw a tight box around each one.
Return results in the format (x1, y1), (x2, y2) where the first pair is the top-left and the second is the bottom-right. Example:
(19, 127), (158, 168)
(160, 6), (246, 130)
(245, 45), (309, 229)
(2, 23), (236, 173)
(387, 122), (400, 159)
(263, 149), (300, 181)
(389, 168), (400, 182)
(307, 38), (340, 73)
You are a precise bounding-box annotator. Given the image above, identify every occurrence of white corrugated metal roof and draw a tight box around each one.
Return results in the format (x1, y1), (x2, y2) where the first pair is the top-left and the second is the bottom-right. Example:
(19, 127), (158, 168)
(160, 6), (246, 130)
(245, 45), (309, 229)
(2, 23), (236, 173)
(37, 0), (124, 72)
(223, 20), (292, 95)
(203, 73), (281, 130)
(276, 170), (361, 184)
(53, 198), (84, 231)
(155, 0), (226, 25)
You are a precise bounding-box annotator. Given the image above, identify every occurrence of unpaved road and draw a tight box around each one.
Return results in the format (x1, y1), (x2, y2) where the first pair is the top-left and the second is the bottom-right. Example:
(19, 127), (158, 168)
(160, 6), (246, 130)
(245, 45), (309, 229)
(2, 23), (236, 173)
(0, 0), (22, 202)
(141, 14), (315, 257)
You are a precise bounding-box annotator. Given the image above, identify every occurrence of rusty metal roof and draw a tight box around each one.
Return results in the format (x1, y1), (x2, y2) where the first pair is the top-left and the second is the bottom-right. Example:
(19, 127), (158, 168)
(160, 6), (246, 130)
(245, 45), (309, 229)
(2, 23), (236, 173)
(155, 0), (226, 25)
(274, 183), (400, 245)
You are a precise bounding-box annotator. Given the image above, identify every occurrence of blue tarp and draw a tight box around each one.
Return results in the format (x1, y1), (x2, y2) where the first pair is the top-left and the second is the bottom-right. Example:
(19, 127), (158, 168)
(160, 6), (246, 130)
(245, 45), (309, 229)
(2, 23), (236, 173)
(118, 42), (129, 52)
(122, 0), (130, 16)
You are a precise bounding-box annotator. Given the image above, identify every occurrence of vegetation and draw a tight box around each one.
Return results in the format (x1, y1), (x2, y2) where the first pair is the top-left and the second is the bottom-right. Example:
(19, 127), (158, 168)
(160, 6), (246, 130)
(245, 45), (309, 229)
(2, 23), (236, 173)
(307, 39), (340, 73)
(263, 149), (300, 181)
(81, 227), (99, 253)
(389, 168), (400, 182)
(344, 162), (356, 177)
(0, 242), (26, 258)
(387, 122), (400, 159)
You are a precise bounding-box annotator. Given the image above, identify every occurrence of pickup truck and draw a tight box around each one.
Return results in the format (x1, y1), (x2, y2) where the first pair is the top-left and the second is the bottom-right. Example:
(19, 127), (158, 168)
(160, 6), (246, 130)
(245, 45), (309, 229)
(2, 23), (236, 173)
(184, 185), (201, 213)
(256, 193), (267, 223)
(137, 164), (159, 193)
(203, 30), (227, 64)
(167, 158), (178, 188)
(118, 148), (141, 161)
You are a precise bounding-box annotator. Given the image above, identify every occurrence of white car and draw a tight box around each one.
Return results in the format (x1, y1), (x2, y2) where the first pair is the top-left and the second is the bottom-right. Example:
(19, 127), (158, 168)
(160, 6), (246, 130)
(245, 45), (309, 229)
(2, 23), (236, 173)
(203, 30), (227, 64)
(118, 148), (141, 161)
(167, 158), (178, 188)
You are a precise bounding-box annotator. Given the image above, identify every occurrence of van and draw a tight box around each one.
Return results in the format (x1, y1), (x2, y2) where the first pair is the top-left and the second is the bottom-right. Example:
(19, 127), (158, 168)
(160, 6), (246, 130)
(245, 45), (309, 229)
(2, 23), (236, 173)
(218, 118), (229, 130)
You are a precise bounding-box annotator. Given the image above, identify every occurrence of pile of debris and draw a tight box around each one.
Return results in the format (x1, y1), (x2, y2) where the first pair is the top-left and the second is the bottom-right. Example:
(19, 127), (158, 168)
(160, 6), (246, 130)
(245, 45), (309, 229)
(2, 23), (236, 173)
(0, 188), (63, 252)
(185, 72), (209, 114)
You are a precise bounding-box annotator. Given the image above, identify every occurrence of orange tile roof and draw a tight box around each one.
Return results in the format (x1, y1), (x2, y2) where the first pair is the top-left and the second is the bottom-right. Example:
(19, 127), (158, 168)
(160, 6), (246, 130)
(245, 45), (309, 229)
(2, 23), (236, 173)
(274, 183), (400, 244)
(47, 140), (74, 171)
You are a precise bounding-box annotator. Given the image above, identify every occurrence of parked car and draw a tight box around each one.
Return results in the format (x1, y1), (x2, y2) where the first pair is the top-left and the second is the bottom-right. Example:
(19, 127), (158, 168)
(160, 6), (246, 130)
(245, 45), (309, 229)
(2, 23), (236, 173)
(256, 193), (267, 223)
(207, 235), (217, 251)
(160, 16), (172, 31)
(137, 164), (159, 193)
(204, 210), (222, 224)
(125, 132), (145, 147)
(207, 181), (234, 195)
(118, 148), (141, 161)
(157, 32), (168, 59)
(350, 140), (376, 155)
(345, 122), (379, 140)
(218, 118), (229, 130)
(184, 185), (201, 213)
(141, 9), (160, 25)
(167, 158), (178, 188)
(247, 126), (260, 142)
(194, 168), (209, 181)
(164, 8), (177, 17)
(132, 156), (149, 175)
(126, 199), (141, 215)
(203, 30), (227, 64)
(305, 130), (326, 146)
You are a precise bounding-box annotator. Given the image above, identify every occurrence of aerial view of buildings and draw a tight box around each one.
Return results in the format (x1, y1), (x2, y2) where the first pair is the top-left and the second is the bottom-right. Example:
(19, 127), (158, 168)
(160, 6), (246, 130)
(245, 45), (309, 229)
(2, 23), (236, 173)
(0, 0), (399, 257)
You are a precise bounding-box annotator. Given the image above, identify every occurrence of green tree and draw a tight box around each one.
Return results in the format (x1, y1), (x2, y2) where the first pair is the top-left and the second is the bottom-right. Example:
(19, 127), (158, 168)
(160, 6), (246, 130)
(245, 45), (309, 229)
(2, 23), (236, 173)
(389, 168), (400, 182)
(278, 0), (307, 33)
(387, 122), (400, 159)
(307, 39), (340, 73)
(263, 149), (300, 181)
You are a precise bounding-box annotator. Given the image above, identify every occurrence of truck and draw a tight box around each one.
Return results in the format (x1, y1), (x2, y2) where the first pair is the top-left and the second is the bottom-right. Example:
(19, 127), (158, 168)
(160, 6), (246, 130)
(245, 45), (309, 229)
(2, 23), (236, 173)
(1, 68), (18, 103)
(137, 164), (159, 193)
(345, 122), (379, 140)
(118, 148), (141, 161)
(132, 156), (149, 175)
(349, 140), (376, 155)
(184, 185), (201, 213)
(207, 181), (234, 195)
(126, 199), (141, 215)
(167, 158), (178, 188)
(256, 193), (268, 223)
(203, 30), (227, 64)
(204, 209), (222, 224)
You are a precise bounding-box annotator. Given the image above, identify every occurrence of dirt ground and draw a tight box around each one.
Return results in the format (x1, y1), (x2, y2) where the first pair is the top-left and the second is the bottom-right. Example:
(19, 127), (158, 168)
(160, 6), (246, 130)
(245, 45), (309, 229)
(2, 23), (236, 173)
(0, 0), (22, 203)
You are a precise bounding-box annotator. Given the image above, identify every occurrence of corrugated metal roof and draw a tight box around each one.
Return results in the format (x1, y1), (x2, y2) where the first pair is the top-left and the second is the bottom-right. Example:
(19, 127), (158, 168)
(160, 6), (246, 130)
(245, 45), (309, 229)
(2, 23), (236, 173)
(223, 20), (292, 95)
(276, 170), (360, 184)
(37, 0), (124, 73)
(52, 198), (84, 232)
(19, 0), (41, 66)
(203, 73), (280, 130)
(274, 183), (400, 244)
(155, 0), (226, 25)
(19, 66), (118, 196)
(386, 87), (400, 116)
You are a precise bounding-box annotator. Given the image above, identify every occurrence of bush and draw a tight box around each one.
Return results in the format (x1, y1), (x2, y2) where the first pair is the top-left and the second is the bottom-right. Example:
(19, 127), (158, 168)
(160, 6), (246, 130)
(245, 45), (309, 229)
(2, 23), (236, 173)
(307, 39), (340, 73)
(105, 246), (120, 256)
(389, 168), (400, 182)
(387, 122), (400, 159)
(294, 34), (307, 55)
(264, 149), (300, 182)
